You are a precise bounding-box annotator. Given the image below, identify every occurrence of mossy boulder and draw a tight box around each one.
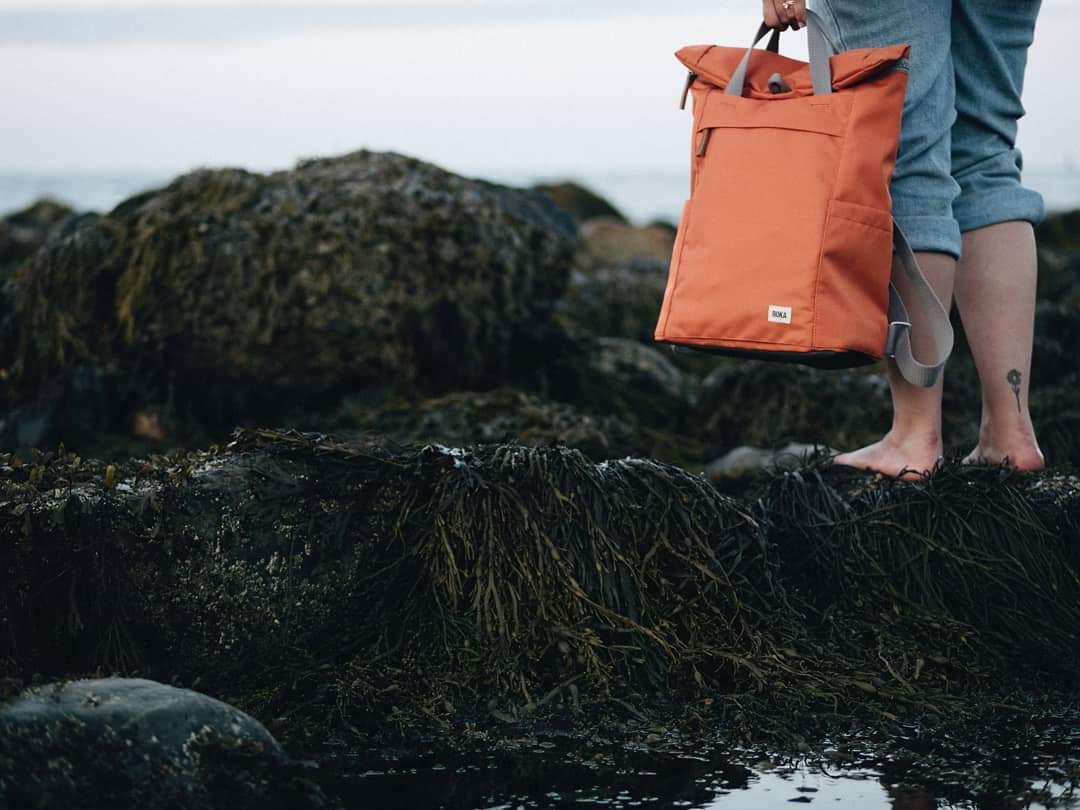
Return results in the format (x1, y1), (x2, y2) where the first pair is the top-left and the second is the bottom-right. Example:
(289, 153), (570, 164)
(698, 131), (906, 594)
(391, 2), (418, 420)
(0, 200), (78, 377)
(0, 199), (74, 272)
(6, 152), (577, 433)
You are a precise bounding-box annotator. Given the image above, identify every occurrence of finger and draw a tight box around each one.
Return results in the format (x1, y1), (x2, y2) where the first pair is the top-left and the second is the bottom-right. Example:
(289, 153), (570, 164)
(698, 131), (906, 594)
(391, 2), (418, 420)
(771, 0), (793, 29)
(792, 0), (808, 26)
(762, 2), (781, 30)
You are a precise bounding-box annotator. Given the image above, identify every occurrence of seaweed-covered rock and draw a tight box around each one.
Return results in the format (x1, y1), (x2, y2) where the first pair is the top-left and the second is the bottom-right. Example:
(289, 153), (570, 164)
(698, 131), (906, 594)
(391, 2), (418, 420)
(7, 151), (577, 414)
(0, 199), (74, 272)
(532, 181), (627, 223)
(0, 200), (78, 379)
(1036, 208), (1080, 257)
(763, 463), (1080, 674)
(0, 678), (323, 810)
(293, 385), (648, 462)
(1, 428), (1078, 753)
(0, 429), (776, 743)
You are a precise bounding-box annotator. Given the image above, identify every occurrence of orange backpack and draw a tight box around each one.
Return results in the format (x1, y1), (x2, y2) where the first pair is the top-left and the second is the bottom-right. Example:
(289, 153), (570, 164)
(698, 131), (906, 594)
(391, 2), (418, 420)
(653, 12), (953, 387)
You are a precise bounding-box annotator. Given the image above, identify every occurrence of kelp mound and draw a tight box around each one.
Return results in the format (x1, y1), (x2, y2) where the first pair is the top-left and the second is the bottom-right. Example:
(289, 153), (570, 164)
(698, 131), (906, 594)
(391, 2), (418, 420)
(6, 150), (576, 408)
(290, 385), (650, 463)
(2, 428), (1078, 751)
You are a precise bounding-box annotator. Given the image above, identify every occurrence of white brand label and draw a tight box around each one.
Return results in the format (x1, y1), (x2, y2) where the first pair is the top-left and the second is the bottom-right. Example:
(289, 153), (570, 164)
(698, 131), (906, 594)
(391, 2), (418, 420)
(768, 305), (793, 325)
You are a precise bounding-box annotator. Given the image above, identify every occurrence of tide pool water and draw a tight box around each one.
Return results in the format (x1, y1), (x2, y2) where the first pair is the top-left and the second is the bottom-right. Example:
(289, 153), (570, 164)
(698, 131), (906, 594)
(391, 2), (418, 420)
(316, 729), (1080, 810)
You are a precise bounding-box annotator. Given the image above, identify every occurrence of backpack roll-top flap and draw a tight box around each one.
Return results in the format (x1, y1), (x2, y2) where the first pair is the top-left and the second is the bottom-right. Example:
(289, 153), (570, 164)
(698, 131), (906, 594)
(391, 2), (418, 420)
(677, 43), (909, 96)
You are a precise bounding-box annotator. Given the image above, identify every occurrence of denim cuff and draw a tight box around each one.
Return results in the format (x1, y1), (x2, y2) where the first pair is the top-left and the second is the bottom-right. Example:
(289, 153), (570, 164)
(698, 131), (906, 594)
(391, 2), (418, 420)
(953, 185), (1046, 235)
(892, 212), (963, 260)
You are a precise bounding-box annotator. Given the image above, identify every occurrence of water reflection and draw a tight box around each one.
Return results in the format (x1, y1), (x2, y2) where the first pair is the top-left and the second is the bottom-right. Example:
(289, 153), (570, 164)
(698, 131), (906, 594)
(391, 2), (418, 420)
(316, 741), (1078, 809)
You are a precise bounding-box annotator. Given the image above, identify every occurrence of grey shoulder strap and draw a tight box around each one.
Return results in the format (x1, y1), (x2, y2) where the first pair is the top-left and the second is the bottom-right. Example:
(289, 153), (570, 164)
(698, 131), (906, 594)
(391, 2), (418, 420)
(885, 223), (954, 388)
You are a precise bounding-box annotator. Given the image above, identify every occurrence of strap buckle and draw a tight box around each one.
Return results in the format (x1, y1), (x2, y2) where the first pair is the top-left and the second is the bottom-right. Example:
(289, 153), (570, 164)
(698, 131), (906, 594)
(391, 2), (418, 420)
(885, 321), (910, 358)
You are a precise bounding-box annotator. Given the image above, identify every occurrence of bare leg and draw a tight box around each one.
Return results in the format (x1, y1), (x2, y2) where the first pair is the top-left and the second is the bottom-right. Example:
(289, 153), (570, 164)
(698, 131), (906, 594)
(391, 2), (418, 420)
(954, 220), (1044, 470)
(833, 251), (956, 480)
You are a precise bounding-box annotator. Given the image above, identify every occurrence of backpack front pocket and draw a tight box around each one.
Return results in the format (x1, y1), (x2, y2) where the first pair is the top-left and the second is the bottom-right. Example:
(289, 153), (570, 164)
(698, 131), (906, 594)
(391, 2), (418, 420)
(813, 199), (894, 356)
(666, 92), (854, 351)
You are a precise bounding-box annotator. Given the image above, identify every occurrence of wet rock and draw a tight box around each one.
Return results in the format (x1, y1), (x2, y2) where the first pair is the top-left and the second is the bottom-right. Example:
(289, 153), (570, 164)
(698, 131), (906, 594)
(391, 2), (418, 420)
(0, 678), (324, 809)
(532, 181), (627, 223)
(556, 255), (668, 341)
(694, 361), (891, 451)
(6, 151), (577, 445)
(544, 336), (698, 431)
(705, 442), (834, 480)
(579, 219), (675, 269)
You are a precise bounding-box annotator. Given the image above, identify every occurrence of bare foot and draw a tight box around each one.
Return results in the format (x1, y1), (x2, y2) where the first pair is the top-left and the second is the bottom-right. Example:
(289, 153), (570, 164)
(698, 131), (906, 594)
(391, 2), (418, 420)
(832, 431), (944, 481)
(962, 439), (1045, 471)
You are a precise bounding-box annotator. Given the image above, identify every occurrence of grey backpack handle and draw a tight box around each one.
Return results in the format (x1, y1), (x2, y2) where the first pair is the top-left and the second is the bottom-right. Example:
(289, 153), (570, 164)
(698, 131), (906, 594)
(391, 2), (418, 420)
(726, 9), (838, 97)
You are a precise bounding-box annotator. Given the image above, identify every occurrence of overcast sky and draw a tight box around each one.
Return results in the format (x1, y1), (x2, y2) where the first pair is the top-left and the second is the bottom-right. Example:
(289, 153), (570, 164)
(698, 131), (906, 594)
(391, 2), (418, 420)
(0, 0), (1073, 180)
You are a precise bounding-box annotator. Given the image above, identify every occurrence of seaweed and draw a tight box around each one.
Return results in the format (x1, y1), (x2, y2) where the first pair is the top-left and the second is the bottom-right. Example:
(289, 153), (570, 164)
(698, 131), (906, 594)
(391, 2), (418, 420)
(2, 428), (1077, 753)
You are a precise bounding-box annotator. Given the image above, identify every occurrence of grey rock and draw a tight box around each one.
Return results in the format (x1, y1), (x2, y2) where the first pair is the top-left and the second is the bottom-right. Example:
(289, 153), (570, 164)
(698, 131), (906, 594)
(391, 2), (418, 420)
(0, 678), (282, 758)
(706, 442), (835, 480)
(540, 336), (699, 429)
(557, 256), (668, 342)
(0, 678), (323, 809)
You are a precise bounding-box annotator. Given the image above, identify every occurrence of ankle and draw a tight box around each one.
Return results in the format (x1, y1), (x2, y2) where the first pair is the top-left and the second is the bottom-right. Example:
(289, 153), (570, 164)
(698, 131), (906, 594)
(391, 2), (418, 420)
(970, 420), (1045, 470)
(976, 416), (1039, 450)
(884, 425), (943, 451)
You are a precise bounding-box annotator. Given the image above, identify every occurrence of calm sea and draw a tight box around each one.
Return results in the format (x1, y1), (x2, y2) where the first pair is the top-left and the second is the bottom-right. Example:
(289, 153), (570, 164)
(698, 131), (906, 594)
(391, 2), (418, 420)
(2, 165), (1078, 227)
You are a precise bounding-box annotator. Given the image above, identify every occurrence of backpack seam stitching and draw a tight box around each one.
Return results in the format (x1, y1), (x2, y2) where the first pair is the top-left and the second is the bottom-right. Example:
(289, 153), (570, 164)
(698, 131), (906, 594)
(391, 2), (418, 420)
(810, 93), (857, 351)
(661, 91), (712, 337)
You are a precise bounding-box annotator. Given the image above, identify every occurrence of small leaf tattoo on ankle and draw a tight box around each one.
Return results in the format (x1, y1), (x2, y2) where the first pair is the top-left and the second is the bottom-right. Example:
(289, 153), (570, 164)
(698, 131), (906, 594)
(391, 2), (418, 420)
(1007, 369), (1022, 413)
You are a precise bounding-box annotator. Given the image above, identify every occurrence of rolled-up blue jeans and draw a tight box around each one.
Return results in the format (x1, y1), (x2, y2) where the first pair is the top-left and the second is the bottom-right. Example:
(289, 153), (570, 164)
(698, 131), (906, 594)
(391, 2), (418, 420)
(811, 0), (1045, 259)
